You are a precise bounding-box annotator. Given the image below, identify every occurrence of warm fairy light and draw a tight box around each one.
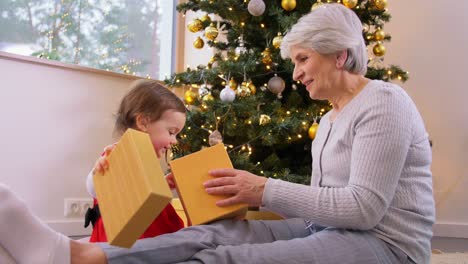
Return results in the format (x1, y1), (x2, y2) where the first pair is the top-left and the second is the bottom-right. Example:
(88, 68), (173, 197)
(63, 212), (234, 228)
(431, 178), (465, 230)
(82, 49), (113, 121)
(202, 105), (208, 110)
(248, 120), (252, 124)
(297, 81), (301, 84)
(387, 70), (392, 74)
(216, 116), (220, 120)
(260, 170), (264, 174)
(229, 7), (233, 11)
(229, 145), (234, 148)
(397, 75), (402, 80)
(302, 122), (307, 125)
(266, 65), (271, 70)
(208, 130), (213, 134)
(242, 145), (246, 150)
(286, 111), (291, 115)
(176, 79), (180, 83)
(188, 127), (191, 130)
(203, 138), (207, 142)
(241, 22), (245, 26)
(260, 23), (265, 28)
(257, 162), (261, 165)
(288, 136), (292, 140)
(222, 81), (226, 85)
(298, 134), (302, 138)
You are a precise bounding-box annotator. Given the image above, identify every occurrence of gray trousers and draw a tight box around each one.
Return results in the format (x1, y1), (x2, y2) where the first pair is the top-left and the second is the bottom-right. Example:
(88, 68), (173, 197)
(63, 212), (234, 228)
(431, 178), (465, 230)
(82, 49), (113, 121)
(100, 218), (410, 264)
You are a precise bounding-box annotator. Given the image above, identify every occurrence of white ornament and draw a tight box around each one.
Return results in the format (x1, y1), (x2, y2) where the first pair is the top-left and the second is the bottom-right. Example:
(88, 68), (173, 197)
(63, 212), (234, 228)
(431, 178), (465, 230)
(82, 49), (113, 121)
(248, 0), (266, 16)
(267, 75), (286, 94)
(220, 86), (236, 102)
(198, 84), (210, 98)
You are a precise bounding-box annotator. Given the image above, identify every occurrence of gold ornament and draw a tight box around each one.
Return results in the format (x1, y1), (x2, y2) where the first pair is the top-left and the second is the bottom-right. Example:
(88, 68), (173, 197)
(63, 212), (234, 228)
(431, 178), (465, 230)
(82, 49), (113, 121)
(202, 93), (214, 102)
(193, 37), (204, 49)
(281, 0), (296, 11)
(187, 19), (203, 33)
(204, 23), (218, 41)
(311, 0), (324, 11)
(200, 14), (211, 23)
(308, 122), (319, 140)
(373, 42), (386, 57)
(374, 0), (387, 10)
(272, 32), (283, 49)
(184, 89), (197, 105)
(208, 130), (223, 146)
(247, 81), (256, 95)
(236, 84), (252, 97)
(261, 48), (272, 65)
(342, 0), (358, 9)
(374, 28), (385, 41)
(229, 78), (238, 90)
(259, 114), (271, 126)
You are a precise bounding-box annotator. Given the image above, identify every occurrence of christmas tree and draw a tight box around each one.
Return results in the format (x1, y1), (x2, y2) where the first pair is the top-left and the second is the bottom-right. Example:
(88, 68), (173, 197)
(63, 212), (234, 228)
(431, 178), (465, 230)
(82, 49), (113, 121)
(165, 0), (408, 185)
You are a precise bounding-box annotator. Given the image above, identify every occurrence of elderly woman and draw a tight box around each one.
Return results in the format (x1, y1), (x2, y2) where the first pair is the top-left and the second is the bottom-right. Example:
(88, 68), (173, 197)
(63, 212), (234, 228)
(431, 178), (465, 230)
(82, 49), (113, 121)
(1, 4), (434, 264)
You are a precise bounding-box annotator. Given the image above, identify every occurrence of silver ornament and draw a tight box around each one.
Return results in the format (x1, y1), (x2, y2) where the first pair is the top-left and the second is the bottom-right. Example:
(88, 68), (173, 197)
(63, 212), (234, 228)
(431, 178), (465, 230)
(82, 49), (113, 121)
(248, 0), (266, 16)
(220, 86), (236, 102)
(267, 75), (285, 94)
(198, 84), (210, 98)
(208, 130), (223, 146)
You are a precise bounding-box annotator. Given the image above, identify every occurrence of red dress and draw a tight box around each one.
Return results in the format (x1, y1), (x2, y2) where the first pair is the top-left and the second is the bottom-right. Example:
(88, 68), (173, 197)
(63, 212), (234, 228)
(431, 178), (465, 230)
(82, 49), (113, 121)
(88, 198), (184, 242)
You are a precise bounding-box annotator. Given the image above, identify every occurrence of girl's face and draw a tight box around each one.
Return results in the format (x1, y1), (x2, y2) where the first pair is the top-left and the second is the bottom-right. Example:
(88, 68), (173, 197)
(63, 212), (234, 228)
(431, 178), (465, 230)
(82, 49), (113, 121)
(290, 46), (340, 100)
(139, 109), (186, 158)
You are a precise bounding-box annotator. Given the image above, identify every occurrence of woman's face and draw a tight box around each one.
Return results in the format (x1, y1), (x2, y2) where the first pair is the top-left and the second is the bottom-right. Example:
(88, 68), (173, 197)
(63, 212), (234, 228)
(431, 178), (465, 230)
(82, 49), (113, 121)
(290, 46), (339, 100)
(142, 109), (186, 158)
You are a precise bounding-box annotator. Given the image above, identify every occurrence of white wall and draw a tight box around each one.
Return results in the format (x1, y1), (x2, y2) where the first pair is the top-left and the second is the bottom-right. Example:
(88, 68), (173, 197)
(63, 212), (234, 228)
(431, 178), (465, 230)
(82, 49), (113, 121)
(384, 1), (468, 240)
(0, 53), (137, 236)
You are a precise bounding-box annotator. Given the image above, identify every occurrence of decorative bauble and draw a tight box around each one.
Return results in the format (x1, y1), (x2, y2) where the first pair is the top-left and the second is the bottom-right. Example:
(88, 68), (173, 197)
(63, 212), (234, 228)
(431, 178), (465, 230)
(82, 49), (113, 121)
(200, 14), (211, 23)
(308, 122), (319, 140)
(342, 0), (358, 8)
(193, 37), (204, 49)
(259, 114), (271, 126)
(362, 23), (370, 33)
(272, 32), (283, 49)
(365, 32), (374, 41)
(204, 23), (218, 41)
(198, 84), (210, 98)
(311, 1), (324, 11)
(220, 86), (236, 102)
(267, 75), (285, 95)
(202, 93), (214, 102)
(247, 0), (266, 16)
(229, 78), (238, 90)
(374, 0), (387, 10)
(374, 28), (385, 41)
(184, 89), (197, 105)
(373, 42), (386, 56)
(236, 84), (252, 97)
(208, 130), (223, 146)
(261, 48), (273, 65)
(247, 81), (256, 95)
(187, 19), (203, 33)
(281, 0), (296, 11)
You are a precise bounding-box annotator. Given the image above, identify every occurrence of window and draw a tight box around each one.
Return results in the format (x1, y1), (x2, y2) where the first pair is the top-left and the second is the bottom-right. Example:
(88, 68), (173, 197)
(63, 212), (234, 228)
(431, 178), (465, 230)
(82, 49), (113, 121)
(0, 0), (176, 80)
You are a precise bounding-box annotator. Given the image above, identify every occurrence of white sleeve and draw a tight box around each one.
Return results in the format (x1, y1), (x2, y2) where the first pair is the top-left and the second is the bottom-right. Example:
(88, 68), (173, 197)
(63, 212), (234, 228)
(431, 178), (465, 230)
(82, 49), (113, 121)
(86, 170), (96, 198)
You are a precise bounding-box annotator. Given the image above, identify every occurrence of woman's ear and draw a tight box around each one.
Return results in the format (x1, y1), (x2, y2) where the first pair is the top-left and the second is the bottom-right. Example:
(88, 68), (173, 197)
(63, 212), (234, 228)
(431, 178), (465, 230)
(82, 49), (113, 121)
(135, 113), (149, 132)
(336, 50), (348, 69)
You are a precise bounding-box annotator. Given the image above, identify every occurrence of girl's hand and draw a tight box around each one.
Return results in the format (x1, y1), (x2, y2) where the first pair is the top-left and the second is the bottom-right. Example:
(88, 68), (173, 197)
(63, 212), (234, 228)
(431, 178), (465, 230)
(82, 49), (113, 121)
(92, 144), (116, 175)
(165, 172), (176, 190)
(204, 168), (268, 207)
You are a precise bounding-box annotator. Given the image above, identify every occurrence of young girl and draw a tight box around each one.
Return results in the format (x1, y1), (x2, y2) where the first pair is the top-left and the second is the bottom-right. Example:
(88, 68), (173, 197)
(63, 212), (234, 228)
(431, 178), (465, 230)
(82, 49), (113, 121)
(85, 79), (186, 242)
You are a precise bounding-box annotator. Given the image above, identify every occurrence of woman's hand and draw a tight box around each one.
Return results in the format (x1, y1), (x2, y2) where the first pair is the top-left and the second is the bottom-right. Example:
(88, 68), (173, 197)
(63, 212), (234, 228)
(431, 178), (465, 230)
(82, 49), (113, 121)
(204, 168), (268, 207)
(92, 144), (116, 175)
(165, 172), (176, 190)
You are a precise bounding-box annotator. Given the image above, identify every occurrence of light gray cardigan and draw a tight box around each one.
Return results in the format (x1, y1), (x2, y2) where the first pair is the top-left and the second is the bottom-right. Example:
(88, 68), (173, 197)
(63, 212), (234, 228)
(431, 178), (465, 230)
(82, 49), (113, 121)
(263, 80), (435, 264)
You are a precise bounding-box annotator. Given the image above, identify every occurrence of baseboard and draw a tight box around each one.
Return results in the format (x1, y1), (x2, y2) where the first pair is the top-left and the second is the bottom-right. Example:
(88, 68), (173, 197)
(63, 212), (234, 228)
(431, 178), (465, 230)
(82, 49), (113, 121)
(46, 219), (92, 237)
(433, 222), (468, 238)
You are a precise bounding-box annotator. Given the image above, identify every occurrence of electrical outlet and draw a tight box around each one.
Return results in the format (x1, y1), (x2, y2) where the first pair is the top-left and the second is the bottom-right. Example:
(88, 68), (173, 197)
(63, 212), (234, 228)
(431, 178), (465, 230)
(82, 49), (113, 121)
(64, 198), (94, 218)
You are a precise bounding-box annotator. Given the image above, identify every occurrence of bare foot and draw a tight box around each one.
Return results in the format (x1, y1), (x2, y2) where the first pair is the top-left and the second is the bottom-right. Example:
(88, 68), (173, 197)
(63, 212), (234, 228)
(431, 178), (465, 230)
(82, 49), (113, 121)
(70, 240), (107, 264)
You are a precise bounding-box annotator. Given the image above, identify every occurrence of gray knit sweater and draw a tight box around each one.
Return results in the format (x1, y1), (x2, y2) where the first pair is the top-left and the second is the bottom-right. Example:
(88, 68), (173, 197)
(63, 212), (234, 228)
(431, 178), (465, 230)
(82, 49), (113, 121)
(262, 80), (435, 264)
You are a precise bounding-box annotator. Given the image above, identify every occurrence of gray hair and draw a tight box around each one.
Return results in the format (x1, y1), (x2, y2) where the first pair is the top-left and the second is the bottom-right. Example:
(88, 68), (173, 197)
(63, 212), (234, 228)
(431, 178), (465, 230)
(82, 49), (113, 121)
(280, 4), (367, 75)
